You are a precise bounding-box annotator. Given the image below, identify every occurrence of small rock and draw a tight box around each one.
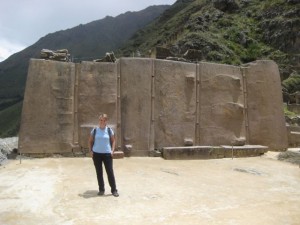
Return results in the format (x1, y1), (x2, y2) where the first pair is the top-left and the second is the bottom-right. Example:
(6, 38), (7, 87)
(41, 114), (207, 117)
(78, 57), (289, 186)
(213, 0), (239, 12)
(286, 0), (300, 4)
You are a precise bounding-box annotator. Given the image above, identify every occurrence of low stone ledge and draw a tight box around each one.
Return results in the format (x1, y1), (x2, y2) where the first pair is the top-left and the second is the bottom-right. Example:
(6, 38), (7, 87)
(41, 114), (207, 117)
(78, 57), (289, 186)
(288, 132), (300, 147)
(113, 151), (124, 159)
(162, 145), (268, 160)
(221, 145), (268, 158)
(149, 150), (162, 157)
(20, 150), (125, 159)
(162, 146), (224, 160)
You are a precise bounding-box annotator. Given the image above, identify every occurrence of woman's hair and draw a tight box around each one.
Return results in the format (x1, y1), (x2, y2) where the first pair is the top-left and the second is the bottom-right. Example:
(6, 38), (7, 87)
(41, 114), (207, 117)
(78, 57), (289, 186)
(99, 113), (108, 120)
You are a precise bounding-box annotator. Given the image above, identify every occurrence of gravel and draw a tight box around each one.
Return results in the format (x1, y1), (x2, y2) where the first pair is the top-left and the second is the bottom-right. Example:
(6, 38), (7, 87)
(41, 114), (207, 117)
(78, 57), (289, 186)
(278, 149), (300, 165)
(0, 137), (18, 166)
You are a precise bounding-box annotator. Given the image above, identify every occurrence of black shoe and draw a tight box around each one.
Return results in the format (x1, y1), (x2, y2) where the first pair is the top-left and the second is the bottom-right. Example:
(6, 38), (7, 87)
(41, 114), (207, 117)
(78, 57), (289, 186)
(112, 191), (119, 197)
(98, 191), (104, 196)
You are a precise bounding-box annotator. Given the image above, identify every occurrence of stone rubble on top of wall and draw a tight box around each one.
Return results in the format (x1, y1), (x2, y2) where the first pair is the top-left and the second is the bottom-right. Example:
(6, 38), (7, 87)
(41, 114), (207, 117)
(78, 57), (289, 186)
(40, 49), (70, 62)
(93, 52), (117, 63)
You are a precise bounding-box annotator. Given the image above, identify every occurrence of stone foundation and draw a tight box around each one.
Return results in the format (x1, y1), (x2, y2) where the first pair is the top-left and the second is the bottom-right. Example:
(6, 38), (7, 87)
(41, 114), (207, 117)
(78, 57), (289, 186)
(162, 145), (268, 160)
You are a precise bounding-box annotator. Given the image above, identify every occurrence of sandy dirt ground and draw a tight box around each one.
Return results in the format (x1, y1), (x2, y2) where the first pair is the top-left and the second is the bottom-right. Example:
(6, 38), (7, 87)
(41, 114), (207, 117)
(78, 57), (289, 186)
(0, 152), (299, 225)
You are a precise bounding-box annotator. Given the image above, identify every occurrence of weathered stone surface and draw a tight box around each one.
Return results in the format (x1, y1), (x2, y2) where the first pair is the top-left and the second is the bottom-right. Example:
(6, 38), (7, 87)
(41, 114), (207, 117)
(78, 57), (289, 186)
(77, 61), (118, 149)
(163, 146), (224, 160)
(93, 52), (117, 63)
(184, 138), (194, 146)
(120, 58), (153, 156)
(40, 49), (70, 61)
(155, 60), (197, 149)
(19, 59), (288, 156)
(19, 59), (75, 154)
(198, 62), (245, 146)
(221, 145), (268, 157)
(113, 151), (124, 159)
(243, 61), (288, 150)
(183, 49), (203, 61)
(287, 126), (300, 147)
(162, 145), (268, 160)
(151, 47), (173, 59)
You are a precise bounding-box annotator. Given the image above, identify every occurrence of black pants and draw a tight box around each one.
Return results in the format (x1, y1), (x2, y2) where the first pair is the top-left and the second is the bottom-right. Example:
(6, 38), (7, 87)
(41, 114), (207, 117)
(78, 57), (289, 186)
(92, 152), (117, 193)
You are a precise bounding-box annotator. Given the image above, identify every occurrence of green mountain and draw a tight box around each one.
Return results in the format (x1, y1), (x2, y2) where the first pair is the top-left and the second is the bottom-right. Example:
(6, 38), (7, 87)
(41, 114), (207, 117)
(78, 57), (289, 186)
(0, 5), (170, 137)
(119, 0), (299, 81)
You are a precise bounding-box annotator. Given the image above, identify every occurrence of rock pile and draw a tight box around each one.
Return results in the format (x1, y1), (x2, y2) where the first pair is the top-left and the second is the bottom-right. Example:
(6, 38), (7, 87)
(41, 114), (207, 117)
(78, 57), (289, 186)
(40, 49), (70, 62)
(278, 149), (300, 165)
(0, 137), (18, 166)
(93, 52), (117, 63)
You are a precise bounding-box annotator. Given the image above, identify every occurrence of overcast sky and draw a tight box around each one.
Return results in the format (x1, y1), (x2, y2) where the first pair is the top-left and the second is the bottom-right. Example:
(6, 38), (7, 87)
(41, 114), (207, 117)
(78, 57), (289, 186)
(0, 0), (176, 62)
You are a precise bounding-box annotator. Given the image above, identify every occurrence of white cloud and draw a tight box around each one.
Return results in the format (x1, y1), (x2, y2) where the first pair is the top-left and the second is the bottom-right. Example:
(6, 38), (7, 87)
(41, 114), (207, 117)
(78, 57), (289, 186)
(0, 39), (26, 62)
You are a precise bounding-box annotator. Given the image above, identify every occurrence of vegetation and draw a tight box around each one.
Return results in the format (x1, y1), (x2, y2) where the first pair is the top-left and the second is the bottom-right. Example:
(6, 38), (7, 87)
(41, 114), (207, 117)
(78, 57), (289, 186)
(283, 104), (297, 117)
(0, 101), (22, 137)
(282, 72), (300, 94)
(119, 0), (299, 81)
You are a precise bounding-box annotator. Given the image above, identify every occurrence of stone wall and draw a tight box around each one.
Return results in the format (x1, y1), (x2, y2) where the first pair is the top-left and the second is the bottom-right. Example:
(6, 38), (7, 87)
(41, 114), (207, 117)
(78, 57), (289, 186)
(287, 104), (300, 114)
(18, 58), (288, 155)
(19, 60), (75, 154)
(244, 61), (288, 150)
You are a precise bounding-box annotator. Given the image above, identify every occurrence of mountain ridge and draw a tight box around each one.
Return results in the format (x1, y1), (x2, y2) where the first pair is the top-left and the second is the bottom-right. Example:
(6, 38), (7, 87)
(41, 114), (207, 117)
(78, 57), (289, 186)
(0, 5), (170, 98)
(0, 5), (171, 137)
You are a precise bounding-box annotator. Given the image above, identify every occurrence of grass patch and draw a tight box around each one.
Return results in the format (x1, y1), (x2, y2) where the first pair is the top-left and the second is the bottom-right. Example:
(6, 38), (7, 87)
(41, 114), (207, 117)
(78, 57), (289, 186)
(0, 101), (23, 138)
(283, 104), (297, 117)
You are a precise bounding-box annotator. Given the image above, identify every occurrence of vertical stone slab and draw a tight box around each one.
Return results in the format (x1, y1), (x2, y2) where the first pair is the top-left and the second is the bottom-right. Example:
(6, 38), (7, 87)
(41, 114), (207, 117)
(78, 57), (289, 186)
(77, 61), (117, 149)
(155, 60), (197, 149)
(198, 62), (245, 146)
(244, 60), (288, 150)
(120, 58), (152, 156)
(19, 59), (75, 153)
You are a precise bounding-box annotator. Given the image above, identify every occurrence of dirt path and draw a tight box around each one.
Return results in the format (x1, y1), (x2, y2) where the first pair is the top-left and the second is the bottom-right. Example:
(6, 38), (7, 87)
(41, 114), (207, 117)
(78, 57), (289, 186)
(0, 153), (299, 225)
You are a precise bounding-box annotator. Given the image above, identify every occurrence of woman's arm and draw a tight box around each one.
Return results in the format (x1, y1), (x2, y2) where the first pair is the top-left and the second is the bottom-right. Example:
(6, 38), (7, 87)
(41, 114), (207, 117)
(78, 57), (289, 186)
(111, 135), (116, 156)
(88, 134), (94, 156)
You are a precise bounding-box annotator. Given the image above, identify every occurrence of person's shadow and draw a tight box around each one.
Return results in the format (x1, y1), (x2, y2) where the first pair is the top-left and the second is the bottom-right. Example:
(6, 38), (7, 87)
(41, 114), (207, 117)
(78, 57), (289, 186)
(78, 190), (112, 198)
(78, 190), (98, 199)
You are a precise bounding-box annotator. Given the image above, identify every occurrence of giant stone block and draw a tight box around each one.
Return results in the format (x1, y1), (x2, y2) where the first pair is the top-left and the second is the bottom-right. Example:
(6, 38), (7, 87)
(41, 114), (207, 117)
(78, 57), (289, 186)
(19, 59), (75, 153)
(120, 58), (153, 156)
(198, 62), (245, 146)
(155, 60), (197, 149)
(77, 61), (118, 149)
(244, 61), (288, 150)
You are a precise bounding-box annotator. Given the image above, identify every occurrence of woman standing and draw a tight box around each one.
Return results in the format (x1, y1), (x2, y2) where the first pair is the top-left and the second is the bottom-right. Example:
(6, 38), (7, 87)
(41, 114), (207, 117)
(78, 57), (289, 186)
(88, 113), (119, 197)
